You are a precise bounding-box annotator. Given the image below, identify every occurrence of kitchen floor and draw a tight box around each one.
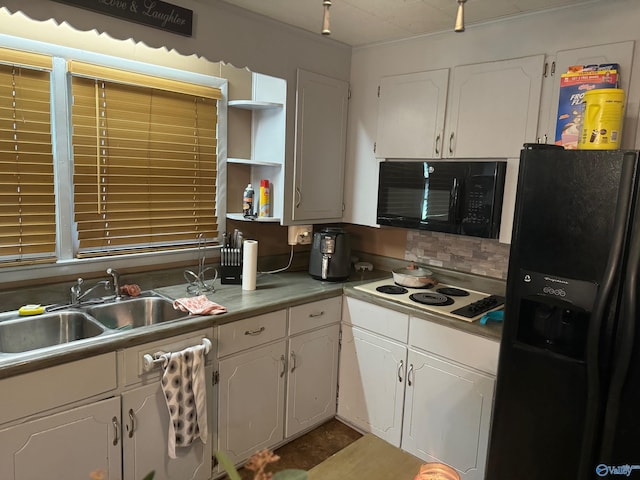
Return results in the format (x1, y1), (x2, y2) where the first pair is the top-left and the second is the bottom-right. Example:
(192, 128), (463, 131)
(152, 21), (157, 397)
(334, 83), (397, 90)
(221, 418), (362, 479)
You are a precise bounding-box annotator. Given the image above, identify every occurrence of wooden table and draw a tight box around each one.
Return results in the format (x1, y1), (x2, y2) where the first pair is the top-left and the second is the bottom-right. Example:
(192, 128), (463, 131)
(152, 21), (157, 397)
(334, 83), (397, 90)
(308, 433), (424, 480)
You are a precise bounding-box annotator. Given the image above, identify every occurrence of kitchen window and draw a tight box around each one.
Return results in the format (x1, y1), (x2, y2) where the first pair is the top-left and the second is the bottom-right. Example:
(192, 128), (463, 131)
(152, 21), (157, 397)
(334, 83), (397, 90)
(0, 49), (56, 267)
(0, 41), (225, 278)
(68, 61), (221, 257)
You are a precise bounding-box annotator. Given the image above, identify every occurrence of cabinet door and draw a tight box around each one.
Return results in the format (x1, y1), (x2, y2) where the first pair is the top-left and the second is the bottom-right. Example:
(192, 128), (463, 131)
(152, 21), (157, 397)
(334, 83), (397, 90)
(544, 41), (634, 146)
(337, 325), (407, 446)
(402, 349), (495, 480)
(0, 397), (121, 480)
(122, 373), (213, 480)
(292, 69), (349, 222)
(286, 324), (340, 438)
(218, 341), (286, 465)
(446, 55), (544, 158)
(376, 69), (449, 159)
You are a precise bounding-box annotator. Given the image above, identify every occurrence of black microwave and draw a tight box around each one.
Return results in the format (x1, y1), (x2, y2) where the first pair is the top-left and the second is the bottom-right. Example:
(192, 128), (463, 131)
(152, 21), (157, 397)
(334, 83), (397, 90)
(377, 160), (507, 239)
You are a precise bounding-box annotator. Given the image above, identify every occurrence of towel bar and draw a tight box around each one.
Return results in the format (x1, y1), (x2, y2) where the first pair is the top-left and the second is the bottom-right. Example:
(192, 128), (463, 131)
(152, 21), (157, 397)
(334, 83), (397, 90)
(142, 337), (212, 372)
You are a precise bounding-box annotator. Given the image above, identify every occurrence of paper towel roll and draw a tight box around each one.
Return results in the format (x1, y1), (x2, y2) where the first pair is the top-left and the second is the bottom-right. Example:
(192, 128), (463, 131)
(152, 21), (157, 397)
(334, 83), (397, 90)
(242, 240), (258, 291)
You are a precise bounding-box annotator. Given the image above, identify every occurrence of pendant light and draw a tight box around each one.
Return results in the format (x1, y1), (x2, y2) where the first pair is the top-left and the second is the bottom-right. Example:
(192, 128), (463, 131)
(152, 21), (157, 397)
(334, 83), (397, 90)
(322, 0), (332, 35)
(454, 0), (466, 32)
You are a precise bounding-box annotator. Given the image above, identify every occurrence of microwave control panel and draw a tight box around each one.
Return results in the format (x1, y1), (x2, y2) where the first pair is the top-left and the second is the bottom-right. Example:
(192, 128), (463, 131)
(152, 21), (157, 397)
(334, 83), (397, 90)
(462, 175), (495, 227)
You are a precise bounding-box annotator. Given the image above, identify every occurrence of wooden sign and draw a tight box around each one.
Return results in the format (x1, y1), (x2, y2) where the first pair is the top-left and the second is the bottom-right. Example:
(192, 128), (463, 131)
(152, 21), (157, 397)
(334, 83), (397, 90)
(51, 0), (193, 37)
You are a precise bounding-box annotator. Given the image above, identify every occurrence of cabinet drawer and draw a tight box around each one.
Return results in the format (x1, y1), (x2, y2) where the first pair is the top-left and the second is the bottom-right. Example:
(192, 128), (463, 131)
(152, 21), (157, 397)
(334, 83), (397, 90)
(0, 353), (116, 425)
(121, 328), (214, 387)
(289, 297), (341, 335)
(343, 296), (409, 343)
(409, 317), (500, 375)
(218, 310), (287, 357)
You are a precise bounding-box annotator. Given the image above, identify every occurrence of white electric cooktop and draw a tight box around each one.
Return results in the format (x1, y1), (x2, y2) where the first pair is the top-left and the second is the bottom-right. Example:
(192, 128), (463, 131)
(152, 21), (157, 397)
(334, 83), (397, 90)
(355, 278), (505, 322)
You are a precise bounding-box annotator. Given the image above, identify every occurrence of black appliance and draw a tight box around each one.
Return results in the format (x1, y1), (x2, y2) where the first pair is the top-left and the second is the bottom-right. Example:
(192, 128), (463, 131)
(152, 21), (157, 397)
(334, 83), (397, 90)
(308, 227), (351, 281)
(487, 144), (640, 479)
(376, 160), (506, 239)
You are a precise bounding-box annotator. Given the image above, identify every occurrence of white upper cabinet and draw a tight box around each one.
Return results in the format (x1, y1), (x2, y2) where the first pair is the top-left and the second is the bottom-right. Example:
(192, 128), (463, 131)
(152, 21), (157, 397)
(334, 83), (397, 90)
(375, 69), (449, 159)
(540, 41), (635, 147)
(292, 69), (349, 223)
(445, 55), (545, 158)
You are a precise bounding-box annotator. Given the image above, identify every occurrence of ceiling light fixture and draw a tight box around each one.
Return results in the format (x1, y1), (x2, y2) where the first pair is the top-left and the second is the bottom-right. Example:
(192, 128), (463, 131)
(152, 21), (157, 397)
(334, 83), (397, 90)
(454, 0), (467, 32)
(322, 0), (332, 35)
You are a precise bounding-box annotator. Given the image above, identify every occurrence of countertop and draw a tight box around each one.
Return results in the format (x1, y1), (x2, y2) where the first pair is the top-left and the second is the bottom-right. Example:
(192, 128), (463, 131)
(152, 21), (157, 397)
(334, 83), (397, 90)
(0, 268), (504, 380)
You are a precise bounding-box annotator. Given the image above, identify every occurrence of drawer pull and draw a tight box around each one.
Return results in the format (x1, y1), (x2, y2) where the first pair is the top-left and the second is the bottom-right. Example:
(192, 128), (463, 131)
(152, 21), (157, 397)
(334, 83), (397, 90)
(407, 363), (414, 386)
(398, 359), (404, 383)
(280, 354), (286, 377)
(112, 416), (120, 446)
(245, 326), (266, 336)
(309, 311), (325, 318)
(128, 408), (135, 438)
(291, 351), (297, 373)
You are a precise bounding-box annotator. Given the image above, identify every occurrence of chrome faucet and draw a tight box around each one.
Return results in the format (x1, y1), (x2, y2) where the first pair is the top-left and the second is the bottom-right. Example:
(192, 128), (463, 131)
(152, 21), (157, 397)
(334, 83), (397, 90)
(70, 277), (111, 304)
(106, 268), (122, 300)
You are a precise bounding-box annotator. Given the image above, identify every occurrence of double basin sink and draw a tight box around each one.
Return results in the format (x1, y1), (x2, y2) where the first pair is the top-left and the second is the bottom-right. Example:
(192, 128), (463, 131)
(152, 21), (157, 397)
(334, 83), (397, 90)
(0, 292), (190, 355)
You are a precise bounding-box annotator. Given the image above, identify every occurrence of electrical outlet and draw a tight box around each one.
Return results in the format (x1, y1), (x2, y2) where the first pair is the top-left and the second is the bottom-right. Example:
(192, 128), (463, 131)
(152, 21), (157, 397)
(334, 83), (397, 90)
(287, 225), (313, 246)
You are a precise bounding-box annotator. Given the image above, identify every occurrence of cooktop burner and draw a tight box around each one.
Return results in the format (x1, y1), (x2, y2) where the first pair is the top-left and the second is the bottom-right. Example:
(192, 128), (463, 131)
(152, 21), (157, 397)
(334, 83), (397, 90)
(409, 292), (455, 306)
(376, 285), (408, 295)
(436, 287), (470, 297)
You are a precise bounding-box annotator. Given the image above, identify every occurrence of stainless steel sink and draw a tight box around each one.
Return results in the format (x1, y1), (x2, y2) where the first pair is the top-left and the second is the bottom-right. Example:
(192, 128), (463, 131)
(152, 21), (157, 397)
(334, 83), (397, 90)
(84, 295), (186, 330)
(0, 311), (107, 353)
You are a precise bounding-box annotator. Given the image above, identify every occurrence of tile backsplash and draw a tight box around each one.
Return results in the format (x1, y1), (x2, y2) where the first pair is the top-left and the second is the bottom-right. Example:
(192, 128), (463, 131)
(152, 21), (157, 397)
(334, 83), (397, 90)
(405, 231), (510, 280)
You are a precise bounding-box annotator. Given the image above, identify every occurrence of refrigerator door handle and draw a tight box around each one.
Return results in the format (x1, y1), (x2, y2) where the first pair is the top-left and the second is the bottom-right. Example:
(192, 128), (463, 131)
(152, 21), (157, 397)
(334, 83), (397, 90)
(578, 154), (638, 479)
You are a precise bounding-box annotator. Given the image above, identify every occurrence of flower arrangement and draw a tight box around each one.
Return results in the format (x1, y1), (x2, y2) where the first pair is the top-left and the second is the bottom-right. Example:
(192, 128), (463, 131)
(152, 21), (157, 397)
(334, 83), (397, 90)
(216, 449), (307, 480)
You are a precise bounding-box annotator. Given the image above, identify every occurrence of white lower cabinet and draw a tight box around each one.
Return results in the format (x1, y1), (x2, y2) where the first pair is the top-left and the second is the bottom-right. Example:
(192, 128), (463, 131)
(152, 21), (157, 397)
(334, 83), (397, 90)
(217, 297), (342, 468)
(0, 329), (215, 480)
(218, 339), (287, 465)
(0, 396), (121, 480)
(286, 323), (340, 438)
(401, 349), (495, 479)
(122, 379), (213, 480)
(338, 296), (499, 480)
(337, 324), (406, 446)
(120, 328), (215, 480)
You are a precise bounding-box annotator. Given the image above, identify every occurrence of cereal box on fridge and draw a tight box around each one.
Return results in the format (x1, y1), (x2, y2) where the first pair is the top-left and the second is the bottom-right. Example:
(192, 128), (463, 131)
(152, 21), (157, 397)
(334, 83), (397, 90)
(555, 63), (619, 149)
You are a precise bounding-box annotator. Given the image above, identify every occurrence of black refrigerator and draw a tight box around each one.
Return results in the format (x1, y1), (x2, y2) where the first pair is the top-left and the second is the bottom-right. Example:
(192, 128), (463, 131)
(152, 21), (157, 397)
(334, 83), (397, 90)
(487, 144), (640, 479)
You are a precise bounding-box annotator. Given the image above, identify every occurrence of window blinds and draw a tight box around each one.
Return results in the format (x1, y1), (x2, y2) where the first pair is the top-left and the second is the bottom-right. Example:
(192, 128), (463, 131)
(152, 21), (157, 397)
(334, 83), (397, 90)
(69, 62), (221, 257)
(0, 50), (55, 266)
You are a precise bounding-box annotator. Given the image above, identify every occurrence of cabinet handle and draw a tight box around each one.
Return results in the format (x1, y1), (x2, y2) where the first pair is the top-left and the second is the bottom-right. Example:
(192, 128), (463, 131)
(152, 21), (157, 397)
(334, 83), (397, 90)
(295, 187), (301, 208)
(244, 326), (265, 336)
(398, 359), (404, 383)
(435, 133), (441, 155)
(449, 132), (454, 155)
(407, 363), (414, 387)
(112, 416), (120, 446)
(128, 408), (135, 438)
(309, 311), (325, 318)
(280, 354), (286, 377)
(291, 351), (297, 373)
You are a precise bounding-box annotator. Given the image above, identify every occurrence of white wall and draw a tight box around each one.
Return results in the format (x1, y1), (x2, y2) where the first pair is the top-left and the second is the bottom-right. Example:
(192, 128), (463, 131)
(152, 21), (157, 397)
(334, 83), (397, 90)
(344, 0), (640, 228)
(0, 0), (352, 228)
(0, 1), (352, 282)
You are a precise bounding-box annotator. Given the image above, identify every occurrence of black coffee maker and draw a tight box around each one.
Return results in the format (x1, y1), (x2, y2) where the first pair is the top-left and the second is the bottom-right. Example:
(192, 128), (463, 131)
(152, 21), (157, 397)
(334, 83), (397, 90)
(308, 227), (351, 281)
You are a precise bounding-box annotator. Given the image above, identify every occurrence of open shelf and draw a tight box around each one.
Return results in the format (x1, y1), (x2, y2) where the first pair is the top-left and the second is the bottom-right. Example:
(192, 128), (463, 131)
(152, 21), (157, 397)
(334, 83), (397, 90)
(228, 100), (283, 110)
(226, 213), (281, 223)
(227, 158), (282, 168)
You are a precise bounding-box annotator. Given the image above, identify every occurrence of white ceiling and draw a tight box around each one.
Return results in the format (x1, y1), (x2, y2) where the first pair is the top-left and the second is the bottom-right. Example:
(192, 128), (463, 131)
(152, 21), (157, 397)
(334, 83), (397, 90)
(211, 0), (600, 47)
